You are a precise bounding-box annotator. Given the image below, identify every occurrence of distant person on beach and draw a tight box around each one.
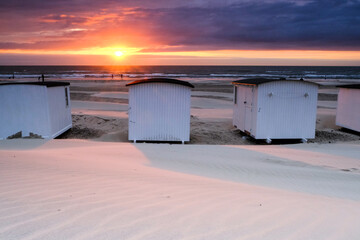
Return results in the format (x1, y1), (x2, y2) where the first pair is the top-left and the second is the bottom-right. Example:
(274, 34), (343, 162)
(41, 74), (45, 82)
(120, 74), (123, 80)
(112, 74), (114, 79)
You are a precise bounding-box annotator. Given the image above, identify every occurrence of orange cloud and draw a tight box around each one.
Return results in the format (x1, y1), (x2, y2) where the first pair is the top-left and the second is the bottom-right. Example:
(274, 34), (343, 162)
(1, 1), (360, 65)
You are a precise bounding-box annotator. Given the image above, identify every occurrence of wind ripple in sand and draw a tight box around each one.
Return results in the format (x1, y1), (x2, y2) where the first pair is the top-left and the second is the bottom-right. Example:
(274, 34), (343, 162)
(136, 144), (360, 200)
(0, 141), (360, 240)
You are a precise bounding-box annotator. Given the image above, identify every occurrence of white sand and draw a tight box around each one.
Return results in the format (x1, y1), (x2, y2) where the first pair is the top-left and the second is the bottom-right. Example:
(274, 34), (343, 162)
(0, 140), (359, 240)
(191, 97), (232, 109)
(92, 92), (129, 99)
(71, 100), (129, 119)
(71, 110), (129, 119)
(191, 108), (233, 120)
(71, 101), (128, 112)
(192, 91), (233, 100)
(316, 108), (338, 130)
(317, 101), (337, 109)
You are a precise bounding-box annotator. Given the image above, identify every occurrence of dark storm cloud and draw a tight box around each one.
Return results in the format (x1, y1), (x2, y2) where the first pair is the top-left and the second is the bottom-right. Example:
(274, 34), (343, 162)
(0, 0), (359, 51)
(139, 0), (360, 50)
(0, 0), (182, 12)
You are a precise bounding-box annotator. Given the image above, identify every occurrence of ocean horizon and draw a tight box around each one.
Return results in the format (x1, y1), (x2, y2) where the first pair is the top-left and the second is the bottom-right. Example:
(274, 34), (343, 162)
(1, 65), (360, 82)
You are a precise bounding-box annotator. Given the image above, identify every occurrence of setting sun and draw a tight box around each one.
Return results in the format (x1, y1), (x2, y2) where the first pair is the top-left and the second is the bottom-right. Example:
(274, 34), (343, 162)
(114, 51), (124, 57)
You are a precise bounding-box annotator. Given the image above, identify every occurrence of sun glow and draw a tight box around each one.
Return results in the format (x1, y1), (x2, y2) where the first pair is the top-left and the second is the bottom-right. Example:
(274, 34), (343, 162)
(115, 51), (124, 57)
(1, 47), (360, 65)
(0, 47), (141, 56)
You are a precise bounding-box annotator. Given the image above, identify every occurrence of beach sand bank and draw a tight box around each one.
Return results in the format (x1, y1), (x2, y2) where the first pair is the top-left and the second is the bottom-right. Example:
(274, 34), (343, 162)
(0, 140), (360, 239)
(62, 79), (360, 144)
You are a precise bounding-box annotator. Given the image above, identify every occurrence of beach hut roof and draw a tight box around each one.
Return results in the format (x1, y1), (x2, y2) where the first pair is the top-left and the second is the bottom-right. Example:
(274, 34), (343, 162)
(337, 84), (360, 89)
(126, 78), (194, 88)
(232, 78), (317, 86)
(0, 81), (70, 88)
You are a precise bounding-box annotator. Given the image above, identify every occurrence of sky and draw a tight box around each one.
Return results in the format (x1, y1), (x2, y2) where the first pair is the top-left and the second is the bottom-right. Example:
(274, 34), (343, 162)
(0, 0), (360, 65)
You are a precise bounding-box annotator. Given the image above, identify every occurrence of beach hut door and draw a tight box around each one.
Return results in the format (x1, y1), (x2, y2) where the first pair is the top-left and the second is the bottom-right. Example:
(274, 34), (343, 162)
(244, 87), (253, 133)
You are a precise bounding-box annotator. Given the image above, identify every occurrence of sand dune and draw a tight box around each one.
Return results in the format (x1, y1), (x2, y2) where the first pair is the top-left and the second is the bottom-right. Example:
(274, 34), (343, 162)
(138, 143), (360, 200)
(1, 140), (360, 240)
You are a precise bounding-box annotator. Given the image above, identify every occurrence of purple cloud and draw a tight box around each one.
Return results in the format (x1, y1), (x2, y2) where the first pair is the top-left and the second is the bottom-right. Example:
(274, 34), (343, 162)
(0, 0), (359, 51)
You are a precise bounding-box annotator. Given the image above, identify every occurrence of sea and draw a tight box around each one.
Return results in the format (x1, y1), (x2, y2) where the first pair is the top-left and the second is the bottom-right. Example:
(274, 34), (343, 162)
(0, 66), (360, 83)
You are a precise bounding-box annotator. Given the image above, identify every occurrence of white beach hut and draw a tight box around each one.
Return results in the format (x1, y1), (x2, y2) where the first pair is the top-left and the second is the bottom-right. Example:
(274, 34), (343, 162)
(126, 78), (194, 143)
(232, 78), (318, 143)
(0, 81), (72, 139)
(336, 84), (360, 132)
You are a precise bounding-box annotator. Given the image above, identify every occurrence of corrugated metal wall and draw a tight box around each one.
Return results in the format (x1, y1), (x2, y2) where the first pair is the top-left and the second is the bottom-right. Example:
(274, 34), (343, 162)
(256, 81), (318, 139)
(128, 83), (191, 142)
(233, 86), (243, 129)
(336, 88), (360, 132)
(47, 86), (72, 138)
(233, 85), (258, 137)
(0, 85), (51, 139)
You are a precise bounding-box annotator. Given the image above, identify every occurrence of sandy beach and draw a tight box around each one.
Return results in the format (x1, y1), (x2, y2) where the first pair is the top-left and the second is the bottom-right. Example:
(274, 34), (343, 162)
(63, 79), (360, 144)
(1, 79), (360, 239)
